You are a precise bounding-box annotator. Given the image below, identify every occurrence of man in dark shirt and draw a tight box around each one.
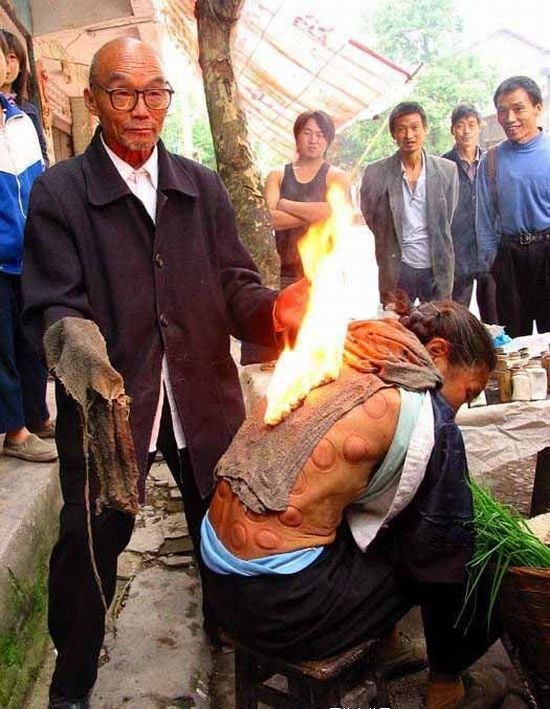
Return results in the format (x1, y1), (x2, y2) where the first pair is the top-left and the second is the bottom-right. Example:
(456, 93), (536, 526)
(443, 104), (497, 322)
(22, 37), (304, 709)
(265, 110), (350, 287)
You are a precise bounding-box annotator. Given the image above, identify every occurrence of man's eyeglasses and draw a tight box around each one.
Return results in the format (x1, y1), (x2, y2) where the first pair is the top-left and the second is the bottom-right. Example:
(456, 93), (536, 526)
(91, 83), (174, 111)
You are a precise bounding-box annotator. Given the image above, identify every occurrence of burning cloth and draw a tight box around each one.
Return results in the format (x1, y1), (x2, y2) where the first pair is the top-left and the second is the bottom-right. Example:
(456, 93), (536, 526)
(217, 318), (442, 513)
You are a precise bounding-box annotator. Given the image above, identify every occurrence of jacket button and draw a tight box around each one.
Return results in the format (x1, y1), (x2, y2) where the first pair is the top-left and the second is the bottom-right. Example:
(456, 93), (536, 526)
(155, 253), (164, 268)
(159, 314), (168, 328)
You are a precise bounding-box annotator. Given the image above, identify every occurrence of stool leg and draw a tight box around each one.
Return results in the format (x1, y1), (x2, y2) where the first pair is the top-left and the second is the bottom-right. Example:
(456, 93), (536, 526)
(235, 648), (260, 709)
(372, 673), (391, 708)
(288, 676), (311, 707)
(307, 679), (341, 709)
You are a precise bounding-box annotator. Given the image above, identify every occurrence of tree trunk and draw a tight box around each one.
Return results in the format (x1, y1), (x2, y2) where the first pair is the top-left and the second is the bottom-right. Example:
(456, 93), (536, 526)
(196, 0), (278, 286)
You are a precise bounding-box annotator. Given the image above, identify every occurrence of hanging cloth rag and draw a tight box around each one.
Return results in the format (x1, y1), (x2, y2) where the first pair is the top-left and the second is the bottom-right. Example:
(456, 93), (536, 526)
(43, 317), (139, 516)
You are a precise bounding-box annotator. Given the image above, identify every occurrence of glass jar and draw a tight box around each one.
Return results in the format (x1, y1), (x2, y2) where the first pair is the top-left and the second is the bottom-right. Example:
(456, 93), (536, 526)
(497, 370), (512, 403)
(526, 364), (547, 400)
(484, 378), (500, 406)
(511, 367), (530, 401)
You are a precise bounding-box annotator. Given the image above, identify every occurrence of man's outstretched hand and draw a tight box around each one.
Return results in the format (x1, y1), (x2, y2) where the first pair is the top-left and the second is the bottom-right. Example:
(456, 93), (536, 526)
(273, 277), (310, 346)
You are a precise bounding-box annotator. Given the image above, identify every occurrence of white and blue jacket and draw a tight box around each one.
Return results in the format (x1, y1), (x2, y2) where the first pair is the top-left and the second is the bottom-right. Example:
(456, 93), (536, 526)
(0, 93), (44, 275)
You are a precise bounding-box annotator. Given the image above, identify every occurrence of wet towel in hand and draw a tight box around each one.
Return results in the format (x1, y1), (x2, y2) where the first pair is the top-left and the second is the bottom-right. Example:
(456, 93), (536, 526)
(44, 317), (139, 515)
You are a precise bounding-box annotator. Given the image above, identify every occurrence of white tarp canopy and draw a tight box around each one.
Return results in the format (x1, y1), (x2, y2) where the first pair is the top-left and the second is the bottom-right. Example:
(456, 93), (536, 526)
(162, 0), (415, 157)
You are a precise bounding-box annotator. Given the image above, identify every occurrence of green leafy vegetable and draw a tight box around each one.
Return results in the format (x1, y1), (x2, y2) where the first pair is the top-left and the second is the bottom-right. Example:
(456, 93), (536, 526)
(459, 480), (550, 628)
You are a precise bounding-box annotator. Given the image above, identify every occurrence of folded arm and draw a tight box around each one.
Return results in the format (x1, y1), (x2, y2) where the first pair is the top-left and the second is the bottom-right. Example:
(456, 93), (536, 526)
(264, 168), (309, 230)
(265, 166), (351, 229)
(279, 167), (351, 222)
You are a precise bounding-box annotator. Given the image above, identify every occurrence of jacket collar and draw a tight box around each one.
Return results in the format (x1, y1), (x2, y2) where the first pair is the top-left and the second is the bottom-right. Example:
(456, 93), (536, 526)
(0, 92), (25, 123)
(447, 144), (483, 164)
(83, 128), (198, 206)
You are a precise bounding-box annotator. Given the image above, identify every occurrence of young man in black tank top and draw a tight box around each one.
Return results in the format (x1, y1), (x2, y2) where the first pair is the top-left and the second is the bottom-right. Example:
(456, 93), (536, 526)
(265, 110), (350, 287)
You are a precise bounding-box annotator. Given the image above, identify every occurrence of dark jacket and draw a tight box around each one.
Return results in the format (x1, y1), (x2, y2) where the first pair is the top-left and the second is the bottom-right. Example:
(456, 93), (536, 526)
(360, 151), (458, 303)
(21, 100), (49, 168)
(22, 131), (277, 498)
(442, 145), (484, 280)
(390, 389), (474, 584)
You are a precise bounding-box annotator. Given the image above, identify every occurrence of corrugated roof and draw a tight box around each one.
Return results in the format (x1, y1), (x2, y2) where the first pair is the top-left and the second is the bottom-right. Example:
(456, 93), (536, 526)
(161, 0), (415, 158)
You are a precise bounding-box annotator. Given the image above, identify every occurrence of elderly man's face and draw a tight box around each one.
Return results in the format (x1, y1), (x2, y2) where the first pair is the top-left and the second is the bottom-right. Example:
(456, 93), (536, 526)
(85, 42), (169, 159)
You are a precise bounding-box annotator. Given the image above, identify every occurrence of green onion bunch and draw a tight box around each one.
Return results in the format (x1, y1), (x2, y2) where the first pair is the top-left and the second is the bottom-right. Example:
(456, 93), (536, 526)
(461, 480), (550, 626)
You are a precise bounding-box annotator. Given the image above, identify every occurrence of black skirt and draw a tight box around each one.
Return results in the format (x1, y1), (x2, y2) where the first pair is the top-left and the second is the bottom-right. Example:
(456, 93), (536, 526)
(202, 525), (413, 661)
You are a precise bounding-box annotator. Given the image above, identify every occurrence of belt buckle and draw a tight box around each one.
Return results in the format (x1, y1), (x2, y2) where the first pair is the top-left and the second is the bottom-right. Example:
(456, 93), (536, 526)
(519, 233), (531, 245)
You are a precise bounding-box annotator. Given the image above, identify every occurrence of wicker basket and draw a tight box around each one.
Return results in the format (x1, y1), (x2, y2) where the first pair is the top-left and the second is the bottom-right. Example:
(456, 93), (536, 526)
(499, 566), (550, 679)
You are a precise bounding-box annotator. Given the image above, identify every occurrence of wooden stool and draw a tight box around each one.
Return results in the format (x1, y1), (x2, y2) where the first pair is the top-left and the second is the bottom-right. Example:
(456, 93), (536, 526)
(230, 635), (390, 709)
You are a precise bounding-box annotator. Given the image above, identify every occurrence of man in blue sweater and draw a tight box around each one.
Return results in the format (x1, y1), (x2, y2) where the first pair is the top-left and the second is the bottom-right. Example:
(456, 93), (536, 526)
(477, 76), (550, 337)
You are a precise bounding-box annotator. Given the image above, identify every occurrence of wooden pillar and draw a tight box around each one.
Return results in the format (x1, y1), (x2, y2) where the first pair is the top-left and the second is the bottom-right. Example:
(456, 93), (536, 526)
(195, 0), (278, 287)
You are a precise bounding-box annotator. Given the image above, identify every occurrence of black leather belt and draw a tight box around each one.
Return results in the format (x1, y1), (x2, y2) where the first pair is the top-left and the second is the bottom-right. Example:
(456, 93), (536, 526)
(502, 230), (550, 245)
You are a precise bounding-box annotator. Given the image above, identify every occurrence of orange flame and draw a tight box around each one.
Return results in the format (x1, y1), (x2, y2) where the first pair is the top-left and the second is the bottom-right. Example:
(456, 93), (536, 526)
(264, 184), (376, 425)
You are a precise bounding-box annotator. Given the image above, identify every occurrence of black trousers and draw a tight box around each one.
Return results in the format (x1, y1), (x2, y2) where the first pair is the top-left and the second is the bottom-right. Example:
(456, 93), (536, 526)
(0, 273), (49, 432)
(49, 389), (211, 701)
(397, 263), (436, 303)
(452, 275), (475, 310)
(493, 239), (550, 337)
(452, 274), (499, 324)
(204, 525), (500, 675)
(476, 273), (498, 325)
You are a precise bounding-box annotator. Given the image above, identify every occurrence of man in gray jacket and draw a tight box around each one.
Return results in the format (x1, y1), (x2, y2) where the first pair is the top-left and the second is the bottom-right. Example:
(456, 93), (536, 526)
(360, 102), (458, 305)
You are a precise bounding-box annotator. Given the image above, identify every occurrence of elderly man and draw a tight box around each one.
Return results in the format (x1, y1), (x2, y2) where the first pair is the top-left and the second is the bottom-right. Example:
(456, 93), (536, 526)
(477, 75), (550, 337)
(360, 102), (458, 306)
(22, 38), (302, 708)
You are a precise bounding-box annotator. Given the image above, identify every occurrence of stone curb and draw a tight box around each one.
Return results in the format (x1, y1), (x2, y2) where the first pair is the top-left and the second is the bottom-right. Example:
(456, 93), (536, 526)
(0, 451), (61, 633)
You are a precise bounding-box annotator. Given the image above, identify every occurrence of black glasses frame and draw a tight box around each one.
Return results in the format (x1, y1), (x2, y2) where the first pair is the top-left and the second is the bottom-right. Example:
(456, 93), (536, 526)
(91, 83), (175, 111)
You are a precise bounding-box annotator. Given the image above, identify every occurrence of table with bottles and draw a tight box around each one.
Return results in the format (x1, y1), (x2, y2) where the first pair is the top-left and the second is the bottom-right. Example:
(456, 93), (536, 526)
(456, 332), (550, 516)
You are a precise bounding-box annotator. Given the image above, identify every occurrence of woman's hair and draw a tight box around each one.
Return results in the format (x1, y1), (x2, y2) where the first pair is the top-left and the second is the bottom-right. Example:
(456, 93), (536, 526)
(0, 29), (29, 104)
(0, 29), (8, 59)
(398, 299), (496, 372)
